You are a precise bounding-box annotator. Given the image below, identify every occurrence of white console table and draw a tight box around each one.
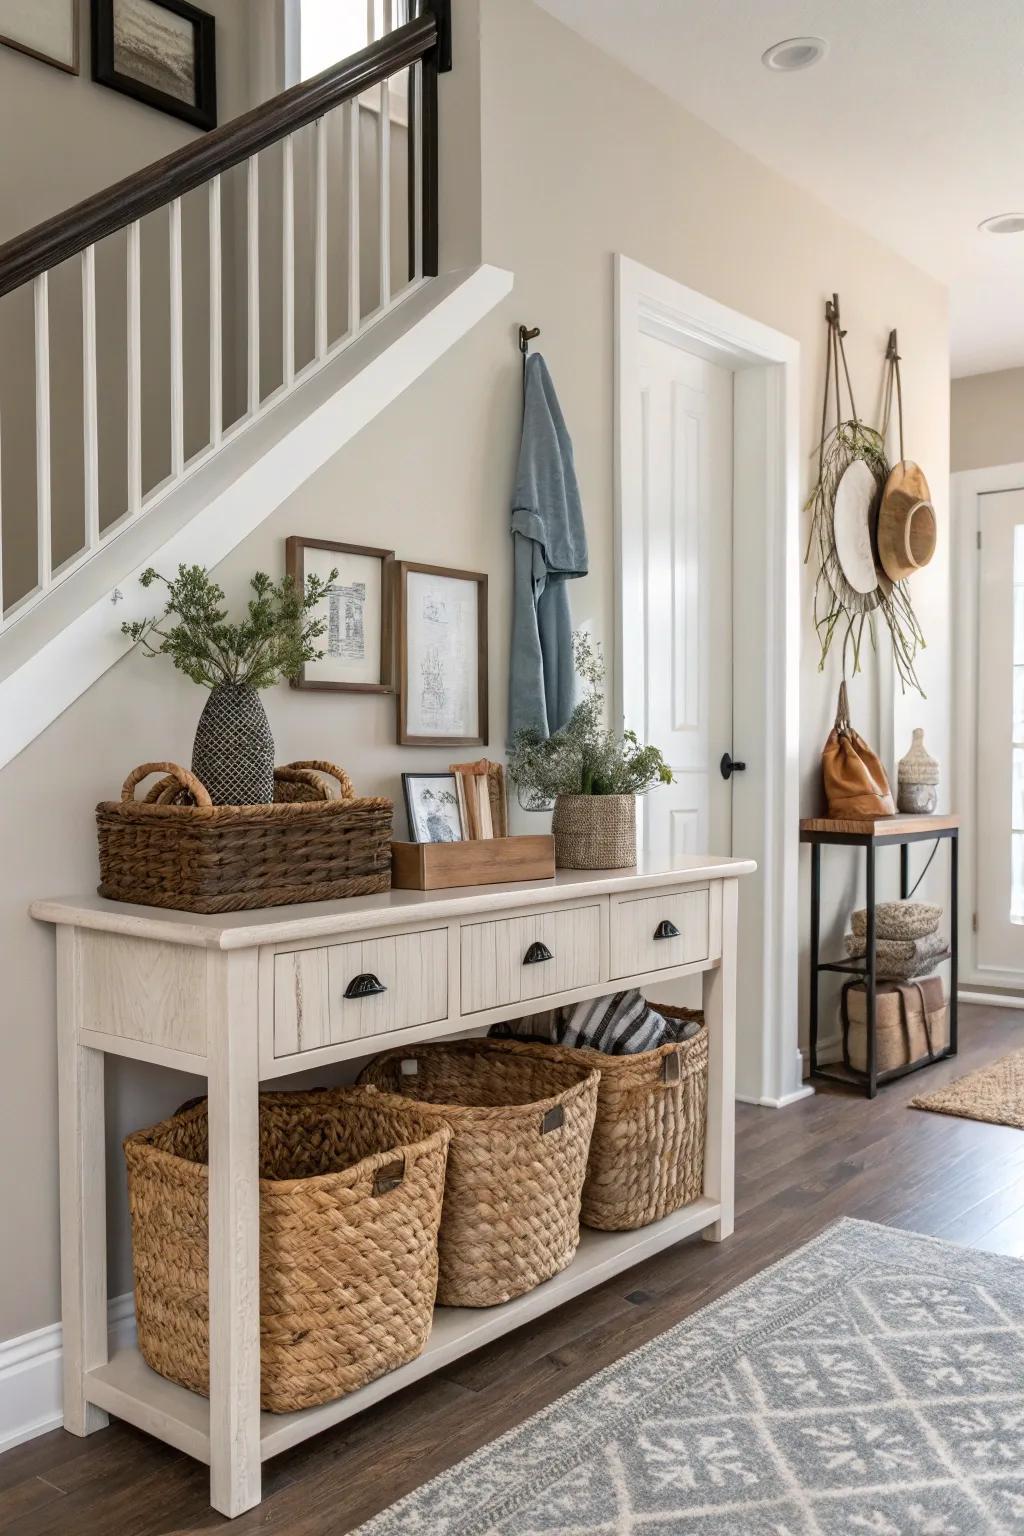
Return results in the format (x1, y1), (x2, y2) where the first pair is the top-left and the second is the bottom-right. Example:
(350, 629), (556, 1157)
(33, 851), (753, 1518)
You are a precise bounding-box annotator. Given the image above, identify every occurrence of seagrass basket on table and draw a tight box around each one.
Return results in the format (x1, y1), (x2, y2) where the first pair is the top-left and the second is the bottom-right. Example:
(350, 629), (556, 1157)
(489, 1007), (709, 1232)
(96, 761), (392, 913)
(124, 1090), (451, 1413)
(356, 1040), (600, 1307)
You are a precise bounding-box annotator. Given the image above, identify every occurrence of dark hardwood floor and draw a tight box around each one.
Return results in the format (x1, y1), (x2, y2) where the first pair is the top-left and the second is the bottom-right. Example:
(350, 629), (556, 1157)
(2, 1003), (1022, 1534)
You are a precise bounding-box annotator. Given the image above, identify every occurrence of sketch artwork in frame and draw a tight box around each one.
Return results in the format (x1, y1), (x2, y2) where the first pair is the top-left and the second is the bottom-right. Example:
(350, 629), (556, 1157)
(92, 0), (217, 130)
(397, 562), (488, 747)
(0, 0), (79, 74)
(403, 773), (465, 844)
(286, 537), (395, 693)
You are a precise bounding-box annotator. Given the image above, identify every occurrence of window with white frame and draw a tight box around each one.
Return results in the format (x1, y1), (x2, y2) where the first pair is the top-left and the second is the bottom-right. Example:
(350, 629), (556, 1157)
(296, 1), (411, 99)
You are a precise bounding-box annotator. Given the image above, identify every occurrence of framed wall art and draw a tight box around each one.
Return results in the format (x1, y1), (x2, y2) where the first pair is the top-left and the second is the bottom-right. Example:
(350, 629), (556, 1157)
(0, 1), (79, 74)
(286, 536), (395, 693)
(91, 0), (217, 130)
(397, 562), (488, 747)
(402, 772), (465, 843)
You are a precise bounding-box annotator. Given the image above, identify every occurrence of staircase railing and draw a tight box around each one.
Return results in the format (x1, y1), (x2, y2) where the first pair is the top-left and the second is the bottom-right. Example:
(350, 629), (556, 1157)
(0, 1), (449, 632)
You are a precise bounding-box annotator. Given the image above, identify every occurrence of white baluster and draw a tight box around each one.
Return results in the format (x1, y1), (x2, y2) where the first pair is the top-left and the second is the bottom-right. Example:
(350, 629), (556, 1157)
(412, 59), (423, 281)
(348, 99), (360, 337)
(282, 135), (295, 389)
(383, 0), (394, 33)
(126, 221), (142, 517)
(315, 116), (328, 358)
(34, 273), (52, 590)
(81, 246), (100, 552)
(169, 198), (184, 476)
(378, 78), (391, 309)
(209, 175), (223, 447)
(366, 0), (376, 43)
(247, 156), (260, 415)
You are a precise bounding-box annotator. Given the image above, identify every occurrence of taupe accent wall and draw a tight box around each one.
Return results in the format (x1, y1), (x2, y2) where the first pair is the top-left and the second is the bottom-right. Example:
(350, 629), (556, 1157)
(951, 367), (1024, 472)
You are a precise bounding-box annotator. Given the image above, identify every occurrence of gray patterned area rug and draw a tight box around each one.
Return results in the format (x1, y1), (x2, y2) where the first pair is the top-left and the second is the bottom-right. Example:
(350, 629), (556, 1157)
(357, 1219), (1024, 1536)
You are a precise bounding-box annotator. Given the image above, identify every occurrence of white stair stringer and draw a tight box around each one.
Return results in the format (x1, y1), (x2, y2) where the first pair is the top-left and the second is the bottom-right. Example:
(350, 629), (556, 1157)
(0, 265), (512, 772)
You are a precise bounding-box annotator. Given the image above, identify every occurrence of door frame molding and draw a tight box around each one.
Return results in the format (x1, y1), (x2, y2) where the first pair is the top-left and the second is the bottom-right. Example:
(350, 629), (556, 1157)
(614, 255), (805, 1107)
(952, 461), (1024, 991)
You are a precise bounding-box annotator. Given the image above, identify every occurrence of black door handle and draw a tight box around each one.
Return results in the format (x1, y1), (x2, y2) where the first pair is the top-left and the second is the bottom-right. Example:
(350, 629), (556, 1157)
(345, 972), (387, 998)
(523, 941), (553, 965)
(720, 752), (747, 781)
(653, 919), (680, 940)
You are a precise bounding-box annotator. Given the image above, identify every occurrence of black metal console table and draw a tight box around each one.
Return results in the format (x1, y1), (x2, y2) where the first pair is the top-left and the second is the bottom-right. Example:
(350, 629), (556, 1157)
(800, 814), (959, 1099)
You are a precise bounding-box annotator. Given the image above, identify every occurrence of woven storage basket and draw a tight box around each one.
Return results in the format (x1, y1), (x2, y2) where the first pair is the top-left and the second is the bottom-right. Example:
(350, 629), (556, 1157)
(842, 979), (948, 1073)
(551, 793), (636, 870)
(97, 761), (392, 912)
(356, 1040), (599, 1307)
(489, 1006), (708, 1232)
(124, 1090), (450, 1413)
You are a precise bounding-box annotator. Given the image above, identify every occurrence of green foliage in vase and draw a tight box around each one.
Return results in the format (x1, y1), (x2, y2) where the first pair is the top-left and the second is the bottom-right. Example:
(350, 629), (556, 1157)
(508, 632), (674, 807)
(121, 563), (338, 690)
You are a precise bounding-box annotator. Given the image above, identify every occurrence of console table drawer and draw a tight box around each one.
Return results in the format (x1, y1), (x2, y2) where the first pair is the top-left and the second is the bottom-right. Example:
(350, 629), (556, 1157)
(461, 904), (602, 1015)
(610, 888), (709, 979)
(274, 929), (448, 1056)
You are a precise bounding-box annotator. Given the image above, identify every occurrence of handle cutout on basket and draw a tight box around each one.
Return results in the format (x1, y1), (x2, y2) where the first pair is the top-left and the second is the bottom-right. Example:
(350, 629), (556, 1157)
(399, 1058), (419, 1077)
(662, 1052), (682, 1085)
(541, 1105), (565, 1134)
(653, 919), (680, 941)
(523, 941), (553, 965)
(373, 1156), (406, 1195)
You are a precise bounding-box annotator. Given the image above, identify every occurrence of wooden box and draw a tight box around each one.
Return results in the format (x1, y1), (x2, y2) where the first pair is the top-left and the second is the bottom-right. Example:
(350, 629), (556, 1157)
(391, 835), (556, 891)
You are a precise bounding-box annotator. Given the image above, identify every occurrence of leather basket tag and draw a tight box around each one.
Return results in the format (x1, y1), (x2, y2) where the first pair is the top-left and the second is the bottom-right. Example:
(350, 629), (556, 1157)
(541, 1105), (565, 1135)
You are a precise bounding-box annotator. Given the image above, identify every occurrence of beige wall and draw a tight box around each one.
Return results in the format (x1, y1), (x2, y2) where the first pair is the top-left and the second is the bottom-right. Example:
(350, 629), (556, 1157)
(951, 367), (1024, 472)
(0, 0), (950, 1342)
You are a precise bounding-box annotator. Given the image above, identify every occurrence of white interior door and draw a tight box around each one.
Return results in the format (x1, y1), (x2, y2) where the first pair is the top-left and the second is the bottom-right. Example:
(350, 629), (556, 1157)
(976, 487), (1024, 977)
(631, 330), (734, 860)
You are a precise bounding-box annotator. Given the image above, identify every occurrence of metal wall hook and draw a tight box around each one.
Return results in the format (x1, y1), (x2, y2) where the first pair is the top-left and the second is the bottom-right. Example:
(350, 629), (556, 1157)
(518, 324), (540, 355)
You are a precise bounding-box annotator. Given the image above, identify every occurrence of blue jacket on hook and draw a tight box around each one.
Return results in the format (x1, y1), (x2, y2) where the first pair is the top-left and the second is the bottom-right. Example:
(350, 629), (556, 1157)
(509, 352), (589, 741)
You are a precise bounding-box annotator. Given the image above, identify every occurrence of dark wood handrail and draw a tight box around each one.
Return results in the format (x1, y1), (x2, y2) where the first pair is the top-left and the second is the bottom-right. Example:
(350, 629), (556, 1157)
(0, 14), (437, 299)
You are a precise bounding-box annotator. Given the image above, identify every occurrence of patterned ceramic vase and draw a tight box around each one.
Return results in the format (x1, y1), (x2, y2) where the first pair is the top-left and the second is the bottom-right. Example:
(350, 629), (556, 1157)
(897, 728), (939, 815)
(191, 683), (274, 806)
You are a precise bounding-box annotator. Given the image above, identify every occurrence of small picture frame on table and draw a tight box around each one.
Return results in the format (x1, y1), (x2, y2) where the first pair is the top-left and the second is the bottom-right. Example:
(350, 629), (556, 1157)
(0, 0), (80, 74)
(91, 0), (217, 130)
(286, 537), (395, 693)
(397, 562), (488, 747)
(402, 773), (465, 844)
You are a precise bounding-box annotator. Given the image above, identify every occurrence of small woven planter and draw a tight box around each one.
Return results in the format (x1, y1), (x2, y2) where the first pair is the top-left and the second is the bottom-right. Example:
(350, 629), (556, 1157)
(551, 793), (636, 870)
(357, 1041), (599, 1307)
(124, 1090), (451, 1413)
(97, 761), (392, 912)
(489, 1007), (708, 1232)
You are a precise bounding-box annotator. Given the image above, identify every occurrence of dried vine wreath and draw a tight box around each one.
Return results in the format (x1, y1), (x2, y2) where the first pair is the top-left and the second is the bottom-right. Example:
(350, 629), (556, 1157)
(805, 295), (925, 695)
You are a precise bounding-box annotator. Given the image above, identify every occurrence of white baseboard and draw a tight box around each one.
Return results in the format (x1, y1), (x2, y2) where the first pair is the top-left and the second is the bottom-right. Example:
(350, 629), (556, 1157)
(959, 989), (1024, 1011)
(0, 1295), (135, 1455)
(736, 1084), (815, 1108)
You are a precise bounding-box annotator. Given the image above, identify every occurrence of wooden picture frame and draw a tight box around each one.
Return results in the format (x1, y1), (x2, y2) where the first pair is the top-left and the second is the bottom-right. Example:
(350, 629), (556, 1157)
(286, 536), (395, 694)
(397, 561), (488, 747)
(91, 0), (217, 131)
(402, 772), (465, 844)
(0, 1), (80, 75)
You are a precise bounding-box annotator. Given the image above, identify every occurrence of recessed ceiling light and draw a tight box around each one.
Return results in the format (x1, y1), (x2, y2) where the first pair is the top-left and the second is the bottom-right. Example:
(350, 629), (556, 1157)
(978, 212), (1024, 235)
(761, 36), (828, 72)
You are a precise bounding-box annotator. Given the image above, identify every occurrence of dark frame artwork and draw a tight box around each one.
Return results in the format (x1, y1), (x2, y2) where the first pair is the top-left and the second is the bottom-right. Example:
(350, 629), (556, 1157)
(286, 536), (395, 694)
(91, 0), (217, 130)
(401, 772), (465, 844)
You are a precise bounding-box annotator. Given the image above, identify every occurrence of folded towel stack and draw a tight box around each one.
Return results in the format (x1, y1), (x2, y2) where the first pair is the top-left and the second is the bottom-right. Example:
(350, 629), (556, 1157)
(490, 990), (701, 1055)
(844, 899), (946, 980)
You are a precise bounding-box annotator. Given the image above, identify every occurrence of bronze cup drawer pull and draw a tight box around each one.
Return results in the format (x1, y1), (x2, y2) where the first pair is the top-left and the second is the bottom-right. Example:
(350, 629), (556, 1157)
(344, 972), (388, 999)
(523, 940), (553, 965)
(653, 919), (680, 941)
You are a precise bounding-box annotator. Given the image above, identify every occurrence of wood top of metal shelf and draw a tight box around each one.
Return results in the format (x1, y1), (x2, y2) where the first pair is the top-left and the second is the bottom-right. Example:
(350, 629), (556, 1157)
(800, 814), (959, 843)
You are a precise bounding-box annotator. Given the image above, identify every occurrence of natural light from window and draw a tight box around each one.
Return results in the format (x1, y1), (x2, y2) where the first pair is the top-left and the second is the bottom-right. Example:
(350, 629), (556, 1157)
(1013, 523), (1024, 922)
(300, 0), (368, 81)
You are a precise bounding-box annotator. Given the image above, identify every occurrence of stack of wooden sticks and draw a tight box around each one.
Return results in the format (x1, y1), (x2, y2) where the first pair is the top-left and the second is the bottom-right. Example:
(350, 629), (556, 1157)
(450, 759), (508, 839)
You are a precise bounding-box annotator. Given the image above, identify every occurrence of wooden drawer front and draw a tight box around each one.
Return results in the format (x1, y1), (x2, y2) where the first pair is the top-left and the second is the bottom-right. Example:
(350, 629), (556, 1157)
(610, 888), (709, 979)
(461, 905), (602, 1015)
(274, 929), (448, 1055)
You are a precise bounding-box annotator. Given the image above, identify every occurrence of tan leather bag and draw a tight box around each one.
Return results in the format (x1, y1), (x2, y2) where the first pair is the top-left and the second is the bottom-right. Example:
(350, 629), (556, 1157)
(821, 682), (895, 818)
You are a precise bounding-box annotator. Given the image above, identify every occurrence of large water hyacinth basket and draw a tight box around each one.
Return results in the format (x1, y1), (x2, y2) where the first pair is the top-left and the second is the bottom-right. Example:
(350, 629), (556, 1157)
(357, 1040), (600, 1307)
(96, 761), (392, 912)
(551, 793), (637, 869)
(490, 1008), (708, 1231)
(124, 1090), (451, 1413)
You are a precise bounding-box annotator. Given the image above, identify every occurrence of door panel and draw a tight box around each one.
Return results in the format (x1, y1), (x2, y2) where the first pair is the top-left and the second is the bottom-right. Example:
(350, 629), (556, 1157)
(977, 488), (1024, 976)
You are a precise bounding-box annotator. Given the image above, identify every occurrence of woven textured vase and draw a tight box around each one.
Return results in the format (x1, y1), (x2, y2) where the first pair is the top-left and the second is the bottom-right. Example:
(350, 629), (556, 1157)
(191, 683), (274, 806)
(551, 793), (636, 870)
(897, 728), (939, 815)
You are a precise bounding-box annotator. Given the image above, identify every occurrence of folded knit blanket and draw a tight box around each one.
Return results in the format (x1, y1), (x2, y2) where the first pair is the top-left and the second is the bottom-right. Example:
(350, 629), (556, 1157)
(850, 900), (941, 941)
(490, 991), (701, 1055)
(844, 929), (947, 980)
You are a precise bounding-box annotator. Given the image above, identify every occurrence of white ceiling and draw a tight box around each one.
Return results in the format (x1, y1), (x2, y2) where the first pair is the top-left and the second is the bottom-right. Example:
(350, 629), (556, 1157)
(534, 0), (1024, 378)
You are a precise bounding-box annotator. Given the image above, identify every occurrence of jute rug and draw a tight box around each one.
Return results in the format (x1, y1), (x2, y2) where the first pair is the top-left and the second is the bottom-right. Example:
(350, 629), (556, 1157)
(357, 1219), (1024, 1535)
(911, 1047), (1024, 1129)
